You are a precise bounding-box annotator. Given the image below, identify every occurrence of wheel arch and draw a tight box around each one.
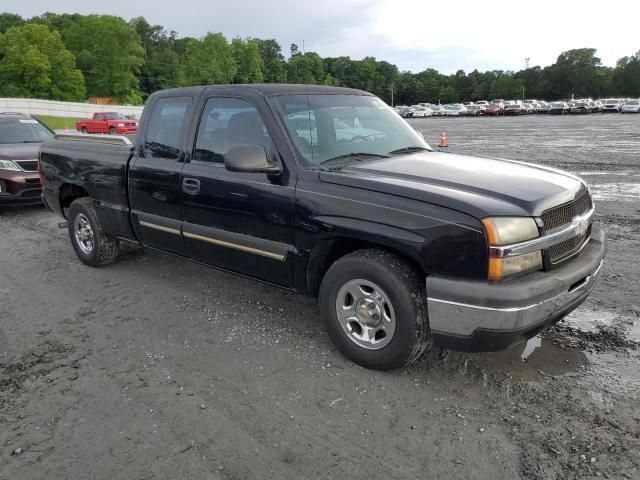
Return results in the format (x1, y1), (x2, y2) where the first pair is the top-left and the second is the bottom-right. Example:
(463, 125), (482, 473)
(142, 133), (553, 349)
(305, 230), (428, 298)
(59, 183), (90, 217)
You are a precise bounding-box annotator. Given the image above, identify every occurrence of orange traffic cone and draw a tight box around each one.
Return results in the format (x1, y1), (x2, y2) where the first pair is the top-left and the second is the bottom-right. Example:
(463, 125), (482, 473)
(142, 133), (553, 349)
(64, 125), (69, 133)
(438, 129), (448, 148)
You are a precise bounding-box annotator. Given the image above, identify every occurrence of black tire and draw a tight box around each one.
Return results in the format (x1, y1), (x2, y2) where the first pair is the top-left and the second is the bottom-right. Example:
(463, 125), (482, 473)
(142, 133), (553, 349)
(109, 127), (117, 135)
(81, 127), (88, 134)
(319, 249), (431, 370)
(67, 197), (119, 267)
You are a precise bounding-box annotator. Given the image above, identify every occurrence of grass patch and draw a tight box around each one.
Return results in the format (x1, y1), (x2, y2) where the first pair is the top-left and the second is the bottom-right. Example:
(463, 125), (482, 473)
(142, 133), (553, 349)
(34, 115), (85, 131)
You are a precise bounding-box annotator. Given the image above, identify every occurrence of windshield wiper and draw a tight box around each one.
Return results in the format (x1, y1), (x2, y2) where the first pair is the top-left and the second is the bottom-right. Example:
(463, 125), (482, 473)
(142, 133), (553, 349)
(320, 152), (389, 165)
(388, 146), (430, 155)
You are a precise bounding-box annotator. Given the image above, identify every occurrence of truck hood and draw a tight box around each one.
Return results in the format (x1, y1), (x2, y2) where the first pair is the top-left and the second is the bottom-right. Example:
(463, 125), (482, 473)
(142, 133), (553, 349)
(0, 143), (42, 161)
(319, 151), (586, 218)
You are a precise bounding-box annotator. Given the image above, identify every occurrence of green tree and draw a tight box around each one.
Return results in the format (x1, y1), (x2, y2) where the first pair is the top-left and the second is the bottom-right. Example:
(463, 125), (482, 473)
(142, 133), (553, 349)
(287, 51), (326, 84)
(612, 51), (640, 97)
(253, 38), (287, 83)
(0, 23), (85, 100)
(130, 16), (185, 95)
(544, 48), (602, 99)
(63, 15), (144, 101)
(0, 13), (23, 34)
(182, 33), (236, 85)
(231, 38), (263, 83)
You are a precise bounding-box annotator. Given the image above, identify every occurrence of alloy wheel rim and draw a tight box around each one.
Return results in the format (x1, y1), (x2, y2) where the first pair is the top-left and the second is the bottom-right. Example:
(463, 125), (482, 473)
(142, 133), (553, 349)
(74, 213), (95, 255)
(335, 279), (396, 350)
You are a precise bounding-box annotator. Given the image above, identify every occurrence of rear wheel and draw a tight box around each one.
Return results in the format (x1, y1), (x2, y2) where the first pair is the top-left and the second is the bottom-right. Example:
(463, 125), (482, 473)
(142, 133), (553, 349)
(81, 127), (88, 134)
(319, 249), (431, 370)
(67, 197), (119, 267)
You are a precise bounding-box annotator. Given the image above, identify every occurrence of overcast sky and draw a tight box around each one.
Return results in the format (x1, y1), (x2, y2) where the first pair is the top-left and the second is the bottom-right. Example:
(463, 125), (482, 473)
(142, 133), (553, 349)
(4, 0), (639, 73)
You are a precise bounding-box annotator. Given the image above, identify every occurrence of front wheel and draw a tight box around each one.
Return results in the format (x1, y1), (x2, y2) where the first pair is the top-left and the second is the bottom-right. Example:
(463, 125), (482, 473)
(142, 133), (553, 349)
(67, 197), (119, 266)
(109, 127), (117, 135)
(319, 249), (431, 370)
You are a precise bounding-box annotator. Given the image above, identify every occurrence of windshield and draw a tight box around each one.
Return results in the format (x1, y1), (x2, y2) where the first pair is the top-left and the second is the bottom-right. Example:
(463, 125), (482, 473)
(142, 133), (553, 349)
(0, 118), (54, 144)
(104, 112), (127, 120)
(272, 94), (430, 165)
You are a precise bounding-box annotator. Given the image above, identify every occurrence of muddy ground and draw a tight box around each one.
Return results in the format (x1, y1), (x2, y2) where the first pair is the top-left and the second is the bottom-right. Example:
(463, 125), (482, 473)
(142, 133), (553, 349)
(1, 114), (639, 479)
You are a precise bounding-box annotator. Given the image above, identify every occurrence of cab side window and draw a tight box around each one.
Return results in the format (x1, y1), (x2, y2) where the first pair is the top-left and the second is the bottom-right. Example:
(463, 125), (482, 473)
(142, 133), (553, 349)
(142, 97), (192, 160)
(193, 97), (272, 164)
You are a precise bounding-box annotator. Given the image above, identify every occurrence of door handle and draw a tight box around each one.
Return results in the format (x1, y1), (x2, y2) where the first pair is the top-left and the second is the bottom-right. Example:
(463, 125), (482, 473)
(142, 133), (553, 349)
(182, 178), (200, 195)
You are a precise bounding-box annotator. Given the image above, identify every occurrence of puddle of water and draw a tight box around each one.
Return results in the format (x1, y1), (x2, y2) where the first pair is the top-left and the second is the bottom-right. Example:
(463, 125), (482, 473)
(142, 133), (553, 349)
(477, 336), (588, 381)
(562, 307), (639, 343)
(590, 182), (640, 201)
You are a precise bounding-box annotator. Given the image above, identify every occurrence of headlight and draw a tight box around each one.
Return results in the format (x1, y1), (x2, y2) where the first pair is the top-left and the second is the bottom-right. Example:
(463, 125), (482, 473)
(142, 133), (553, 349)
(117, 123), (125, 127)
(0, 160), (20, 171)
(482, 217), (539, 245)
(482, 217), (542, 280)
(488, 251), (543, 281)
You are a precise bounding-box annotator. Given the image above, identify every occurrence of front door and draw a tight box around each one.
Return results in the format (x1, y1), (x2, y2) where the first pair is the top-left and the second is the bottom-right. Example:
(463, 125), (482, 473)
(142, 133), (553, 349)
(179, 96), (296, 287)
(129, 96), (193, 255)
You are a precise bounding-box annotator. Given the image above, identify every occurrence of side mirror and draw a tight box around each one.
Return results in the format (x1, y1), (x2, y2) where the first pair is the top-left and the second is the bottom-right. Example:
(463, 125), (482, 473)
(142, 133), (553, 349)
(224, 144), (282, 175)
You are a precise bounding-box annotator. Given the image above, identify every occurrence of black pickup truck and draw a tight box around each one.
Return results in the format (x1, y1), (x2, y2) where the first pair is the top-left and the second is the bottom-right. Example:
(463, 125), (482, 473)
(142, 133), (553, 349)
(40, 85), (606, 370)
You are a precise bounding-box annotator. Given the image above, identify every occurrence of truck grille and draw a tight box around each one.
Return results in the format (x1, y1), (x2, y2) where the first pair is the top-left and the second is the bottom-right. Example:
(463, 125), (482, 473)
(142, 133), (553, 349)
(541, 188), (592, 231)
(15, 160), (39, 172)
(542, 187), (593, 264)
(547, 225), (591, 263)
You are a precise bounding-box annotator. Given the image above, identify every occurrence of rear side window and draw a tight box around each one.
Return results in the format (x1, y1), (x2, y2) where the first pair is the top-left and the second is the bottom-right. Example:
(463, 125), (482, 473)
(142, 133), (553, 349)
(193, 97), (272, 164)
(142, 97), (192, 160)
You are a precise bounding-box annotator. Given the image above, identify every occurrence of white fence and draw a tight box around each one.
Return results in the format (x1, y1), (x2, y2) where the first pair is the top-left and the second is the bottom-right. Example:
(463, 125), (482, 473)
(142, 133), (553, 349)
(0, 98), (144, 118)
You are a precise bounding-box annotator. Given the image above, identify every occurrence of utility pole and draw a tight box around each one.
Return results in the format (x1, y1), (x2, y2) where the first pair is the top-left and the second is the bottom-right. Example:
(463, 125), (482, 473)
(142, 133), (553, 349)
(524, 57), (530, 69)
(390, 82), (395, 107)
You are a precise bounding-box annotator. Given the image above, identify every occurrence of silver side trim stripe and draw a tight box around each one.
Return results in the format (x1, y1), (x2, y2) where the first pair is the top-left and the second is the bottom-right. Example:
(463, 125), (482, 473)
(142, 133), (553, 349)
(182, 231), (285, 261)
(139, 220), (286, 261)
(139, 220), (181, 235)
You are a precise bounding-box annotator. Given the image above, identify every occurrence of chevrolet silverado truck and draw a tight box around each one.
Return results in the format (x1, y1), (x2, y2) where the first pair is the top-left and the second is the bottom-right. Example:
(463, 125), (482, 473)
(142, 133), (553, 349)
(76, 112), (138, 135)
(40, 85), (606, 370)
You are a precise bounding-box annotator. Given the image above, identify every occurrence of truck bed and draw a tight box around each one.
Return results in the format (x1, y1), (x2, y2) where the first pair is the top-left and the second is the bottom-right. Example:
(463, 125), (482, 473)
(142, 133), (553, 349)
(40, 134), (136, 239)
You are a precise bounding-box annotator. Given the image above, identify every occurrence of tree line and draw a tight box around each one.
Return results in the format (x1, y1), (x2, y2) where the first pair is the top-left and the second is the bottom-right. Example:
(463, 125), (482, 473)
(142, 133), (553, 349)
(0, 12), (639, 106)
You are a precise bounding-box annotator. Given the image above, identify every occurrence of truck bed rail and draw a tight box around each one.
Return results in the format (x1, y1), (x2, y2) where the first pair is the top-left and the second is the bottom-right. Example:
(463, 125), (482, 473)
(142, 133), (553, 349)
(54, 133), (134, 146)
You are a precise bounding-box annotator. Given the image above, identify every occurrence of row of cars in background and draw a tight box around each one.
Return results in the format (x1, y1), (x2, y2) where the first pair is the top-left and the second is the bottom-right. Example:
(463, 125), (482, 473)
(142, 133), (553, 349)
(395, 98), (640, 117)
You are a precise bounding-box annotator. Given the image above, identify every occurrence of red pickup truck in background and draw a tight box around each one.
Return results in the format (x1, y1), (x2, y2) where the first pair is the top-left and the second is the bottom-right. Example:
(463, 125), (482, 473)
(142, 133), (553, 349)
(76, 112), (138, 135)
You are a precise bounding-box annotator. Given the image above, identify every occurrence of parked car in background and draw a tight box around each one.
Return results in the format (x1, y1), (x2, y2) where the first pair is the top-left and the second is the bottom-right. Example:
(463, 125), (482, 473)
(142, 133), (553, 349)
(393, 106), (412, 118)
(475, 100), (489, 105)
(621, 99), (640, 113)
(483, 104), (504, 116)
(411, 105), (433, 117)
(503, 104), (526, 116)
(76, 112), (139, 135)
(570, 102), (592, 114)
(465, 105), (486, 116)
(549, 102), (570, 114)
(601, 99), (623, 113)
(0, 113), (54, 206)
(430, 105), (444, 116)
(536, 101), (551, 113)
(521, 103), (535, 114)
(442, 104), (467, 116)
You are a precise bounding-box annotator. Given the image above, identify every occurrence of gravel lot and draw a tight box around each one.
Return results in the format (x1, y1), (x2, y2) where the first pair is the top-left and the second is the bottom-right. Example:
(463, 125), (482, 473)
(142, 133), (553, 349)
(1, 114), (639, 479)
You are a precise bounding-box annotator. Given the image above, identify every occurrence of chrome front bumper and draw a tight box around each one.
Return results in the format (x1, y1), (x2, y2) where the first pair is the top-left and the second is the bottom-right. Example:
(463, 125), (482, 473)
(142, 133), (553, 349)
(427, 225), (607, 352)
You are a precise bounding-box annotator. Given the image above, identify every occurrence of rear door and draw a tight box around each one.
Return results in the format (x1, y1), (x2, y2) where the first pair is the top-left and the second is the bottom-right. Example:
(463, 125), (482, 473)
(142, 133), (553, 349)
(179, 96), (296, 287)
(129, 96), (194, 255)
(91, 114), (107, 134)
